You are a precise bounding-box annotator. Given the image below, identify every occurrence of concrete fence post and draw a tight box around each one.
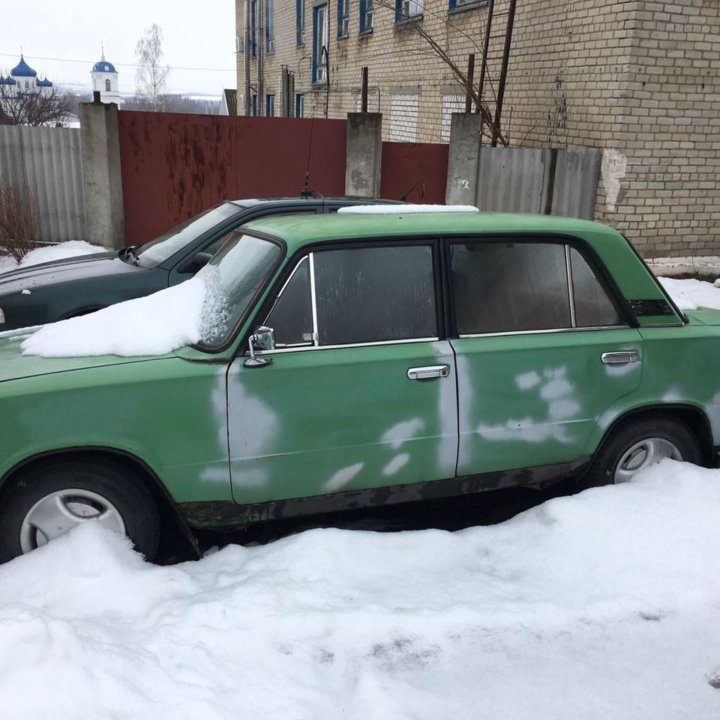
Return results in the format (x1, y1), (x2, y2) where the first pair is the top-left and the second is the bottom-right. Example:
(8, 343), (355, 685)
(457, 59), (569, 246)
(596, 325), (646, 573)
(79, 99), (125, 249)
(445, 113), (482, 206)
(345, 112), (382, 198)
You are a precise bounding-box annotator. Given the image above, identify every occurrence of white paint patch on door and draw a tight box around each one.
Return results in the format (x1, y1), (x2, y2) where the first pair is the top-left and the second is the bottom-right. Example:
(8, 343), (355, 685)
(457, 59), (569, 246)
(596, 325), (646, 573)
(324, 463), (364, 492)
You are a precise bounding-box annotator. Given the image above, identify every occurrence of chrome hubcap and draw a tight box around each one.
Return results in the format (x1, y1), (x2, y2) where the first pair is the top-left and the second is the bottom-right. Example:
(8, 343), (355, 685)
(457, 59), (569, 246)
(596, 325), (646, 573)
(20, 488), (125, 553)
(614, 437), (682, 483)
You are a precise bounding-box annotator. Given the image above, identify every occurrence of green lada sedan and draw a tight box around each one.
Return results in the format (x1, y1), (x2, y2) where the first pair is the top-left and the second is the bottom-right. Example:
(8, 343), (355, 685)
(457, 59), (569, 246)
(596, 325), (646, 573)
(0, 210), (718, 563)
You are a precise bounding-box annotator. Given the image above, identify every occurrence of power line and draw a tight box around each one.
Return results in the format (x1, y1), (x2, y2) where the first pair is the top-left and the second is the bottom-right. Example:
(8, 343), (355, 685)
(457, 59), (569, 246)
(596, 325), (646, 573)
(0, 51), (234, 73)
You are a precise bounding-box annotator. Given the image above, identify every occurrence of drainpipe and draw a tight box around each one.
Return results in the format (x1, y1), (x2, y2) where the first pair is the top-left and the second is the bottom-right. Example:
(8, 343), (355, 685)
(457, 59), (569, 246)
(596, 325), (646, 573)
(244, 0), (251, 115)
(257, 0), (265, 116)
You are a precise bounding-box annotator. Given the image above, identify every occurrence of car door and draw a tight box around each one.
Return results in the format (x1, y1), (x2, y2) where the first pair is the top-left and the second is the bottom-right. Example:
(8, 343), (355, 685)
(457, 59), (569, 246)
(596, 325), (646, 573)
(448, 236), (644, 477)
(226, 241), (458, 505)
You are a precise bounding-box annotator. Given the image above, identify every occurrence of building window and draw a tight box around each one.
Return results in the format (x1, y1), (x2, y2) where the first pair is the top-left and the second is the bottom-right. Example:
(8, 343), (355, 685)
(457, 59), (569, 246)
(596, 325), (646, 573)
(359, 0), (373, 33)
(251, 94), (258, 116)
(266, 94), (275, 117)
(105, 79), (111, 92)
(448, 0), (480, 11)
(396, 0), (423, 22)
(312, 3), (328, 84)
(389, 93), (419, 142)
(251, 0), (258, 57)
(295, 93), (304, 118)
(296, 0), (305, 45)
(338, 0), (349, 37)
(266, 0), (275, 53)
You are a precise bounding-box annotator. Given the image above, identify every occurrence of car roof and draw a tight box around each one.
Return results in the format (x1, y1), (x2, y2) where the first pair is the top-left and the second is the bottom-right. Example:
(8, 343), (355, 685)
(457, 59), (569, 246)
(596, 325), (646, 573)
(242, 211), (622, 256)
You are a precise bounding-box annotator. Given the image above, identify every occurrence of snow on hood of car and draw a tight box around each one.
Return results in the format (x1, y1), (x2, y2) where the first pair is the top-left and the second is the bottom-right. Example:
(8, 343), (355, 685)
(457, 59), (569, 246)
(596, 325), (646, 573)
(337, 204), (480, 214)
(1, 461), (720, 718)
(21, 274), (207, 358)
(0, 241), (107, 275)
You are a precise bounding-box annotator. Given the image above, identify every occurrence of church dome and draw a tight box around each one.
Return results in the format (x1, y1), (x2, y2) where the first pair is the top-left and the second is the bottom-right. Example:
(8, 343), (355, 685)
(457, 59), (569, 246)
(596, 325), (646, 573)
(92, 60), (117, 74)
(11, 56), (37, 77)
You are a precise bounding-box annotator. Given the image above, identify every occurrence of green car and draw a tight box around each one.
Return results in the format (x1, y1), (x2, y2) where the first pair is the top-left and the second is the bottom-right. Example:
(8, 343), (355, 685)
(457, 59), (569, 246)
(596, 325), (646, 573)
(1, 210), (718, 563)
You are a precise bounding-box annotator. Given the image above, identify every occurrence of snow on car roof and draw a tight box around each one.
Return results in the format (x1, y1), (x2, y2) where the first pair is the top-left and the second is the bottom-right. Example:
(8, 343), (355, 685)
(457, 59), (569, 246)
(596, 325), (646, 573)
(337, 204), (479, 214)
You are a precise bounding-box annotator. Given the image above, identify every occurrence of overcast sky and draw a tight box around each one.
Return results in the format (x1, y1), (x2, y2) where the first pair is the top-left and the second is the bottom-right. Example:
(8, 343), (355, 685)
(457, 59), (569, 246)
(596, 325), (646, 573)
(1, 1), (236, 97)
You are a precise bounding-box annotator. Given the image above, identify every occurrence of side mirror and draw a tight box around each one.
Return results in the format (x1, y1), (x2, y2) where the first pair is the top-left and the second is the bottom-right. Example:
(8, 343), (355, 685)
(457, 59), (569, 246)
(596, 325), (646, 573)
(244, 326), (275, 367)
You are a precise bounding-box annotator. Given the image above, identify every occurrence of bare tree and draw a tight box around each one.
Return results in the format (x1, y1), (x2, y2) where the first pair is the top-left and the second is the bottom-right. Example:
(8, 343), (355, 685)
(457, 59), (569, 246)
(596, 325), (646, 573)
(0, 85), (73, 127)
(135, 24), (170, 111)
(0, 180), (39, 261)
(373, 0), (509, 146)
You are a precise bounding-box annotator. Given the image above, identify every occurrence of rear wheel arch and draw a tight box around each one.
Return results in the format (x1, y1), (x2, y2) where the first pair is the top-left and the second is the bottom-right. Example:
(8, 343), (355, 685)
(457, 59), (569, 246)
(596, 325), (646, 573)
(582, 404), (713, 487)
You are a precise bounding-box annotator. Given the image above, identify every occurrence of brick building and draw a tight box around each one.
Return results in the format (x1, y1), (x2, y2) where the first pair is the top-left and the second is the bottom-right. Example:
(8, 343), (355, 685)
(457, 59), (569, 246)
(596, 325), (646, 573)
(235, 1), (720, 256)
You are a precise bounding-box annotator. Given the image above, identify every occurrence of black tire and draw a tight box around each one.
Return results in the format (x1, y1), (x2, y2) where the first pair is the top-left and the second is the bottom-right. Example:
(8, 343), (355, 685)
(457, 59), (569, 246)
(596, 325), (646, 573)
(584, 416), (703, 488)
(0, 458), (160, 564)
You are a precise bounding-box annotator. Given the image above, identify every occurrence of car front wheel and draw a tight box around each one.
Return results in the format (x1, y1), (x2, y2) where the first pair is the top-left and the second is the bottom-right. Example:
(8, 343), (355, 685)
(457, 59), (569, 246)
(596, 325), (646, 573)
(0, 458), (160, 564)
(586, 416), (703, 487)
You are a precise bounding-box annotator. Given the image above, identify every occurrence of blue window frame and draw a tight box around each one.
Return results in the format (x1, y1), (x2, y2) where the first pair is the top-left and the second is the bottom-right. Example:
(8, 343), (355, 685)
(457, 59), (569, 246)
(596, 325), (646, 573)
(266, 94), (275, 117)
(338, 0), (349, 37)
(266, 0), (275, 53)
(396, 0), (423, 22)
(448, 0), (478, 10)
(359, 0), (373, 33)
(295, 93), (304, 118)
(250, 0), (258, 57)
(312, 3), (328, 84)
(296, 0), (305, 46)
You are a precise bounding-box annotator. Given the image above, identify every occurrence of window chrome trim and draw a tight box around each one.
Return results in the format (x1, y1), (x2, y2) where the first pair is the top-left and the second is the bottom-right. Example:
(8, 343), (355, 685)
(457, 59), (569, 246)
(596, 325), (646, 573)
(255, 336), (439, 354)
(457, 325), (630, 339)
(565, 244), (576, 328)
(309, 251), (319, 346)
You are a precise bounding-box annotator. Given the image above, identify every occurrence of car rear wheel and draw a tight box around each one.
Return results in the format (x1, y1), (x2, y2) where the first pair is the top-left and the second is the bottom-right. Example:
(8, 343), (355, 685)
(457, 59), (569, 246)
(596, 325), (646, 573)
(585, 416), (703, 487)
(0, 459), (160, 564)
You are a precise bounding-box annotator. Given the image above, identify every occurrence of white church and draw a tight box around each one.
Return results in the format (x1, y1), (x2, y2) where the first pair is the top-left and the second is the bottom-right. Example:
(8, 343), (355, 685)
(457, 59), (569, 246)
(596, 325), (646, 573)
(0, 56), (54, 96)
(90, 52), (120, 104)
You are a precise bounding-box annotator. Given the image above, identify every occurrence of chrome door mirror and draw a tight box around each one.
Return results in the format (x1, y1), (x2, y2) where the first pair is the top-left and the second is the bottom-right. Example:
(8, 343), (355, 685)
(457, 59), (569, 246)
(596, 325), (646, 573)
(244, 326), (275, 367)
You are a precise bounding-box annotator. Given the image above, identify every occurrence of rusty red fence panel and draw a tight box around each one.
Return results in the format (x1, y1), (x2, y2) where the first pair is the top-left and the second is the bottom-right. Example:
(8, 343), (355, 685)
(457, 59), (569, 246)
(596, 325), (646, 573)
(380, 142), (448, 205)
(118, 112), (347, 246)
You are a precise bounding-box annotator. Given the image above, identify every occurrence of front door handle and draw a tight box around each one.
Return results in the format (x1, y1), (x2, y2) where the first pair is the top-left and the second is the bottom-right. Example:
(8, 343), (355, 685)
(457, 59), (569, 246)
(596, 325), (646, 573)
(601, 350), (639, 366)
(407, 364), (450, 380)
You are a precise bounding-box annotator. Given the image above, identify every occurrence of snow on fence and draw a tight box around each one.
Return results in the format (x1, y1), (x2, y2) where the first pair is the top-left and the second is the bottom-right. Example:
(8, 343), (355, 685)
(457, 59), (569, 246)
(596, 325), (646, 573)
(0, 125), (87, 243)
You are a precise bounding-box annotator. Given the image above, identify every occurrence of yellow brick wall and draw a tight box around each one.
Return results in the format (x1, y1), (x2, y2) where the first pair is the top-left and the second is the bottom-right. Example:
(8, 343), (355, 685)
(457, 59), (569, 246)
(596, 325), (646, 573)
(236, 0), (720, 256)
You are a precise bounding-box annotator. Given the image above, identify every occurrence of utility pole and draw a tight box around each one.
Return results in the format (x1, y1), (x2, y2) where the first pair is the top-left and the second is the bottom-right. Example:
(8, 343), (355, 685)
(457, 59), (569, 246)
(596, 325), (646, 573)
(491, 0), (517, 146)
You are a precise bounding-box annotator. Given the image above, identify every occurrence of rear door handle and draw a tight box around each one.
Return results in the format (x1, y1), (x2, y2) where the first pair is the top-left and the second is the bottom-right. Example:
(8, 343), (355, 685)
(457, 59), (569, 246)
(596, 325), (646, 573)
(601, 350), (639, 366)
(407, 364), (450, 380)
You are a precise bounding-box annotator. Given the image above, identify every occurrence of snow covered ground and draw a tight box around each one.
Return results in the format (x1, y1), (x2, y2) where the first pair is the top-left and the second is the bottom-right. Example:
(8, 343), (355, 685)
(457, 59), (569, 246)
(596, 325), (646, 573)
(0, 241), (106, 274)
(1, 461), (719, 719)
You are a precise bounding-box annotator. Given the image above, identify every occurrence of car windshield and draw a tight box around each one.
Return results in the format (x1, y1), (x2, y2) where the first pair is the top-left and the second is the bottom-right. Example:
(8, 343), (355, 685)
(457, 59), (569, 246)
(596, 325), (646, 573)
(200, 231), (283, 348)
(133, 203), (243, 268)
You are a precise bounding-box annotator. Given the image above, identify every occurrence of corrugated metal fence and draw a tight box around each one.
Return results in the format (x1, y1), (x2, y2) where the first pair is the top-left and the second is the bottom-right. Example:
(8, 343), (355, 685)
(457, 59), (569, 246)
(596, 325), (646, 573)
(448, 138), (601, 219)
(474, 147), (601, 219)
(0, 125), (86, 242)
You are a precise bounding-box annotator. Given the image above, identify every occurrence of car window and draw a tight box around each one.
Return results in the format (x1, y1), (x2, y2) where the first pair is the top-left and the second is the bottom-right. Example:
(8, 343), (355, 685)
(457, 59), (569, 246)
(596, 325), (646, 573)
(450, 240), (624, 336)
(452, 242), (571, 334)
(135, 203), (242, 268)
(264, 245), (437, 347)
(569, 248), (623, 327)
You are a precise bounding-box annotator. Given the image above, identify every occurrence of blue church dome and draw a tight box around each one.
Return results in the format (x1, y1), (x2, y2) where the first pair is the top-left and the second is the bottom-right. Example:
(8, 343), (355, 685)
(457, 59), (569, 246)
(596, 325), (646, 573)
(11, 56), (37, 78)
(0, 76), (17, 86)
(92, 60), (117, 73)
(37, 78), (53, 88)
